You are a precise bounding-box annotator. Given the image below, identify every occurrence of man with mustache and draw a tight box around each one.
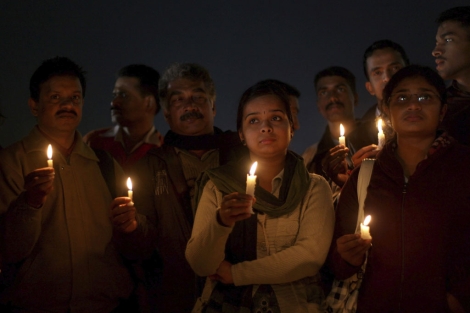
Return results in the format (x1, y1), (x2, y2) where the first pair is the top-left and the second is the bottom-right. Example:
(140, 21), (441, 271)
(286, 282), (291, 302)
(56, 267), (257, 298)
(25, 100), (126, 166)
(303, 66), (377, 196)
(433, 6), (470, 146)
(0, 57), (133, 312)
(110, 63), (243, 313)
(84, 64), (163, 173)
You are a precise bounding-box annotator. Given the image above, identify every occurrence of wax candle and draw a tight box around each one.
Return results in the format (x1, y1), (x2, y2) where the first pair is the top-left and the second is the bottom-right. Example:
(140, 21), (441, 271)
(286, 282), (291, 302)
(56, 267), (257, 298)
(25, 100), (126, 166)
(246, 161), (257, 214)
(360, 215), (372, 239)
(377, 119), (385, 150)
(127, 177), (134, 206)
(47, 144), (53, 168)
(339, 124), (346, 146)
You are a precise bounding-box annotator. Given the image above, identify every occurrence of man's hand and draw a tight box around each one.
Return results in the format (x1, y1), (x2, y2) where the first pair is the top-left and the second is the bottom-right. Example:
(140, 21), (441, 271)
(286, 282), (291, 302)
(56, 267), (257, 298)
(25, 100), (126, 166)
(212, 260), (233, 284)
(351, 144), (379, 168)
(24, 167), (55, 208)
(110, 197), (137, 233)
(217, 192), (254, 227)
(322, 145), (349, 187)
(336, 234), (372, 266)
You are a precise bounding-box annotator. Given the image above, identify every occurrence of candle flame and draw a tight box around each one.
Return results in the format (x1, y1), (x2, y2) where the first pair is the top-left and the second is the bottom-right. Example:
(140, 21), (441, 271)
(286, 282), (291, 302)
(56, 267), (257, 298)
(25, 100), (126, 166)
(364, 215), (371, 226)
(249, 162), (258, 176)
(340, 124), (344, 136)
(127, 177), (133, 190)
(377, 119), (383, 133)
(47, 144), (53, 159)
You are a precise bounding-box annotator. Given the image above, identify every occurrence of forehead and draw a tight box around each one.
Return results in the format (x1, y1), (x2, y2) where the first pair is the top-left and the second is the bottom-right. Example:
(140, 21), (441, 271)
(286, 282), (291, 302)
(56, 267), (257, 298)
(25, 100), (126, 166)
(316, 75), (350, 90)
(114, 76), (141, 90)
(366, 48), (405, 69)
(437, 20), (470, 39)
(40, 75), (82, 93)
(244, 94), (286, 113)
(392, 76), (437, 92)
(167, 78), (207, 93)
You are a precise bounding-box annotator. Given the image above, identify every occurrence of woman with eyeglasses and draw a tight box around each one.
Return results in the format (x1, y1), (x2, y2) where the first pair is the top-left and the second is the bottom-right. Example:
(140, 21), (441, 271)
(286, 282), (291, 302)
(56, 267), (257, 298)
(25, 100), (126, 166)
(328, 65), (470, 312)
(186, 80), (335, 312)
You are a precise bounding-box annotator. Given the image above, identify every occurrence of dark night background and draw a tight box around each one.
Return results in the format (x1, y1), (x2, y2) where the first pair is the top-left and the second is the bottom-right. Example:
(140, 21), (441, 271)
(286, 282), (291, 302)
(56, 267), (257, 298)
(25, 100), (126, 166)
(0, 0), (468, 154)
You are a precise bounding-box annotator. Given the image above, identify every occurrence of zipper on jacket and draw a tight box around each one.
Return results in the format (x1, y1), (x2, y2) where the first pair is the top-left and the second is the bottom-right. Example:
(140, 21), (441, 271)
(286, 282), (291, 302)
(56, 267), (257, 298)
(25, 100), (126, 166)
(399, 180), (408, 311)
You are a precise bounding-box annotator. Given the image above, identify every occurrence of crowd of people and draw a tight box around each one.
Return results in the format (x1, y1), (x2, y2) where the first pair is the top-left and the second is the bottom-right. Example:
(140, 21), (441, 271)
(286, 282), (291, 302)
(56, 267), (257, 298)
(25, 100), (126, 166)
(0, 5), (469, 313)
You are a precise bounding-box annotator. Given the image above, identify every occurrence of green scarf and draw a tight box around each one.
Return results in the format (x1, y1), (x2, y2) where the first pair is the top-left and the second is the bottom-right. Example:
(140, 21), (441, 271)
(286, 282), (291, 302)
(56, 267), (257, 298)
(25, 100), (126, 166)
(195, 150), (310, 218)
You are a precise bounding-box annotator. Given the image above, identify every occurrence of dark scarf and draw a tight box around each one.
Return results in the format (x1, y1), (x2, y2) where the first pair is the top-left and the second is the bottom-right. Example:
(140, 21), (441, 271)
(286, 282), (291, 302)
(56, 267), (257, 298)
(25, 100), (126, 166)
(195, 151), (310, 312)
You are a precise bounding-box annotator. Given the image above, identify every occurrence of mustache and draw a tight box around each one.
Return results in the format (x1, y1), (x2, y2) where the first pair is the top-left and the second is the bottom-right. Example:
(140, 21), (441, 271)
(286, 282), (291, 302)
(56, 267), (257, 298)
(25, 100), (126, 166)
(56, 109), (77, 116)
(110, 106), (120, 111)
(326, 101), (344, 111)
(435, 56), (446, 61)
(180, 111), (204, 121)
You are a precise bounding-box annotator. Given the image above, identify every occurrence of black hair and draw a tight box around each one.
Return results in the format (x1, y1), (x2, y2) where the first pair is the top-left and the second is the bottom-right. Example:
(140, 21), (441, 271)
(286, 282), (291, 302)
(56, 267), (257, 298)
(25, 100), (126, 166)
(236, 80), (293, 132)
(362, 40), (410, 80)
(30, 56), (86, 101)
(118, 64), (161, 114)
(256, 79), (300, 98)
(436, 6), (470, 28)
(314, 66), (357, 93)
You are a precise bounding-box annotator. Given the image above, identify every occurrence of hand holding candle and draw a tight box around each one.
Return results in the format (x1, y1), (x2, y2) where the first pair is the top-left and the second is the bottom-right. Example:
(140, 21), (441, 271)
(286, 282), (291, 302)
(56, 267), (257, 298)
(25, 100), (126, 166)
(360, 215), (372, 239)
(339, 124), (346, 146)
(47, 144), (53, 168)
(377, 119), (385, 150)
(127, 177), (134, 206)
(245, 162), (257, 214)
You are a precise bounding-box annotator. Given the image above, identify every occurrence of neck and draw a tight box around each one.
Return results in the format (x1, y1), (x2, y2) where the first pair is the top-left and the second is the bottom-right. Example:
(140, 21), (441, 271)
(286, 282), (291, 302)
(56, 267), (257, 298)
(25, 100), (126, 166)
(252, 155), (286, 193)
(328, 119), (355, 138)
(395, 134), (435, 177)
(121, 122), (153, 151)
(38, 126), (75, 149)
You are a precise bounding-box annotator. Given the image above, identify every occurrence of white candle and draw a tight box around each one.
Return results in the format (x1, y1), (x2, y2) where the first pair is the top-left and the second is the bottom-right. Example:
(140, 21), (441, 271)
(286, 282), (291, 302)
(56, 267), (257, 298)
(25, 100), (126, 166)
(339, 124), (346, 146)
(360, 215), (372, 239)
(246, 161), (257, 214)
(127, 177), (134, 206)
(47, 144), (53, 168)
(377, 119), (385, 150)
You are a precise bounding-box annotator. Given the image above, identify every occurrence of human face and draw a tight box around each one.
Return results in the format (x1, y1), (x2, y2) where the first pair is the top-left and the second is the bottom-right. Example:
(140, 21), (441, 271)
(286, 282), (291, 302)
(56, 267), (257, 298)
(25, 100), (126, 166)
(28, 75), (83, 137)
(365, 48), (407, 101)
(164, 78), (215, 136)
(289, 96), (300, 131)
(432, 21), (470, 81)
(111, 76), (152, 126)
(316, 76), (357, 123)
(384, 77), (446, 138)
(239, 95), (292, 161)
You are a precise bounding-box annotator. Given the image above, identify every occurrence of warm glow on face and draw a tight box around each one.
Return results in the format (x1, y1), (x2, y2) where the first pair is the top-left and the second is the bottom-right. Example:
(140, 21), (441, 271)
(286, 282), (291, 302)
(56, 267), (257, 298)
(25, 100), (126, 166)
(377, 119), (383, 133)
(249, 162), (258, 176)
(364, 215), (371, 226)
(340, 124), (345, 136)
(127, 177), (133, 190)
(47, 144), (53, 159)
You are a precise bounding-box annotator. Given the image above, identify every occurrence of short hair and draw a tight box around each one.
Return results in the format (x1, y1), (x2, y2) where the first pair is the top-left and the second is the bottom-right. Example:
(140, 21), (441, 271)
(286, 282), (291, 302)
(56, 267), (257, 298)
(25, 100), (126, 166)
(314, 66), (357, 94)
(159, 63), (215, 111)
(236, 80), (293, 132)
(256, 79), (301, 98)
(436, 6), (470, 29)
(30, 57), (86, 101)
(382, 65), (447, 108)
(362, 40), (410, 80)
(118, 64), (161, 114)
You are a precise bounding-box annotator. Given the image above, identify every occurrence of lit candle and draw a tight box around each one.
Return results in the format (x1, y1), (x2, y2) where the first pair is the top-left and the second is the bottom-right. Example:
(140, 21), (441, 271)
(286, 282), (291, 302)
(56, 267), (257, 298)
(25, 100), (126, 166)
(360, 215), (372, 239)
(339, 124), (346, 146)
(377, 119), (385, 150)
(47, 144), (53, 168)
(127, 177), (134, 206)
(245, 162), (257, 214)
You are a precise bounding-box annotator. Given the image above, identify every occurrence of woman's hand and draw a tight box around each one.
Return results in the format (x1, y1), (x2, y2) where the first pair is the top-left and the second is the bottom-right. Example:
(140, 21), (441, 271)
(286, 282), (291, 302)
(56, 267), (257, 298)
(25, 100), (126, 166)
(336, 234), (372, 266)
(208, 260), (234, 284)
(217, 192), (255, 227)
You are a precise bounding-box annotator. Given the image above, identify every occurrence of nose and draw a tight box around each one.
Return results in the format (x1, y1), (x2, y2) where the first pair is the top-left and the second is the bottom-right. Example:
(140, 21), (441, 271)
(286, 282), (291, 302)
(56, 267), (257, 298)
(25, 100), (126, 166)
(407, 96), (422, 110)
(383, 70), (393, 83)
(60, 97), (76, 107)
(432, 44), (442, 57)
(260, 120), (273, 133)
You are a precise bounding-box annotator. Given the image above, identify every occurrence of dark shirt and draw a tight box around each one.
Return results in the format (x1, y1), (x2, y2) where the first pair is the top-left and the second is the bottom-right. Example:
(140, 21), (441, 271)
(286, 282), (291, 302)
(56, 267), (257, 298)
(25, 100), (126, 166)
(441, 81), (470, 146)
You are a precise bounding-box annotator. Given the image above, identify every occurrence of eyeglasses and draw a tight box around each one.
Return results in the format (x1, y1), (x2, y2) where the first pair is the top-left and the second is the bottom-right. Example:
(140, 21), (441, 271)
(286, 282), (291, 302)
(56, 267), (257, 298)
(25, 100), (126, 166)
(388, 92), (441, 105)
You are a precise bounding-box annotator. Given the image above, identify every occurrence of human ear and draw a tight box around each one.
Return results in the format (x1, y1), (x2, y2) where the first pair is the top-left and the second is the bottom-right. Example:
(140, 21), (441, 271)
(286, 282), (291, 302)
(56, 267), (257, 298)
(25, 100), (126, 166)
(28, 98), (39, 117)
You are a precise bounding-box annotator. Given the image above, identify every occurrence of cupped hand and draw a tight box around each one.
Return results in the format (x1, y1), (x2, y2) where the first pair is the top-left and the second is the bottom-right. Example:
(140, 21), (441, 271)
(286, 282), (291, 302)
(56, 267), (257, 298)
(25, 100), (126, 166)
(217, 192), (254, 227)
(351, 144), (379, 168)
(110, 197), (137, 233)
(322, 145), (349, 186)
(336, 233), (372, 266)
(24, 167), (55, 208)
